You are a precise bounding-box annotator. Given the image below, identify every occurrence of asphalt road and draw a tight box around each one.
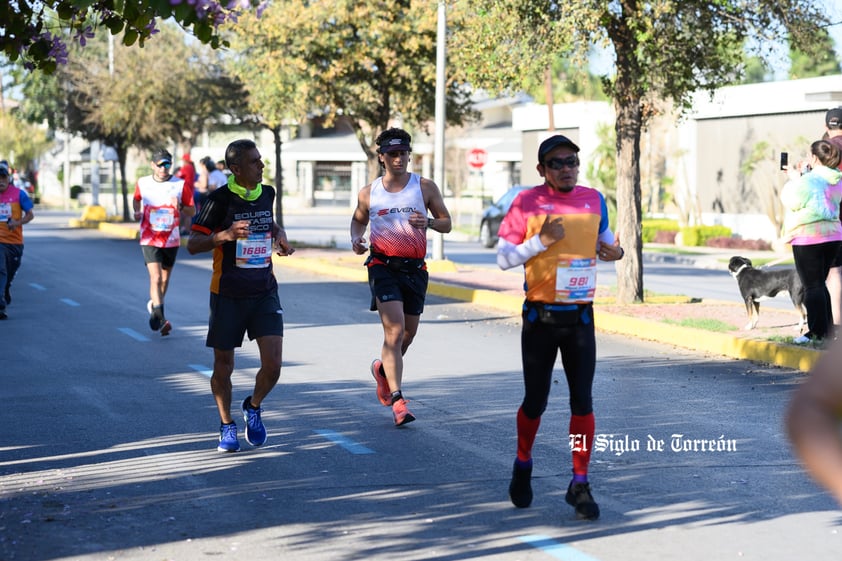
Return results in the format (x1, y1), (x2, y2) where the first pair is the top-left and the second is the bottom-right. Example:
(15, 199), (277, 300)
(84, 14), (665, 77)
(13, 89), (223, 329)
(1, 214), (839, 560)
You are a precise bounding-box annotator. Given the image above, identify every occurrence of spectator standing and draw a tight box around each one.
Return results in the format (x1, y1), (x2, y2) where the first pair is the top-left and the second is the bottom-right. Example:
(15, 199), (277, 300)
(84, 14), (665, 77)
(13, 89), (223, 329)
(132, 149), (195, 336)
(823, 107), (842, 328)
(194, 157), (227, 215)
(188, 139), (295, 453)
(216, 160), (232, 177)
(350, 127), (452, 426)
(0, 162), (35, 319)
(496, 135), (624, 520)
(781, 139), (842, 344)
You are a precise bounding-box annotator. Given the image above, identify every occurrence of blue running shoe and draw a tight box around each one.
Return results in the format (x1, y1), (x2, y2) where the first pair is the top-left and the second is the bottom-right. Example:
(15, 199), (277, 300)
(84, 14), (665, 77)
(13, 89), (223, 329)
(242, 396), (267, 447)
(218, 422), (240, 453)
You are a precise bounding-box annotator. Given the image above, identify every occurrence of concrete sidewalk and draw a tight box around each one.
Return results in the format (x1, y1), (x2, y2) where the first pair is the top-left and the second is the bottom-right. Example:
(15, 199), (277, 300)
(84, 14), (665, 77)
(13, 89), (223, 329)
(94, 219), (819, 373)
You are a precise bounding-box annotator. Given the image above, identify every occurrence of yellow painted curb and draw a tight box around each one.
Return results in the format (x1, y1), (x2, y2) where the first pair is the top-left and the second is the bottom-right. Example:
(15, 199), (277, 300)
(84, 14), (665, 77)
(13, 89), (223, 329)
(275, 254), (368, 282)
(595, 312), (821, 372)
(425, 259), (459, 273)
(98, 221), (140, 240)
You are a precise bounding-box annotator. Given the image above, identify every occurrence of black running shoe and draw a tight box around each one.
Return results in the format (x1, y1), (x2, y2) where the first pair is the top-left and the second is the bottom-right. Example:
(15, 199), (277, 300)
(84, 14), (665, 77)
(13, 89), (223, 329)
(565, 481), (600, 520)
(148, 301), (163, 331)
(508, 460), (533, 508)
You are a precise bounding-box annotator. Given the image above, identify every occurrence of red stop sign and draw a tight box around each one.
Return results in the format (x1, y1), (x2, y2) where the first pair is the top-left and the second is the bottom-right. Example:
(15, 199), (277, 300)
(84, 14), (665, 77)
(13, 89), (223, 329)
(467, 148), (488, 169)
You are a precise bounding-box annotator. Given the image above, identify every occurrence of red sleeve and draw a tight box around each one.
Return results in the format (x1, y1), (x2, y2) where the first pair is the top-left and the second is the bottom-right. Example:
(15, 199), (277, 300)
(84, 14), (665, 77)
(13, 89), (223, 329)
(180, 183), (195, 206)
(133, 182), (141, 201)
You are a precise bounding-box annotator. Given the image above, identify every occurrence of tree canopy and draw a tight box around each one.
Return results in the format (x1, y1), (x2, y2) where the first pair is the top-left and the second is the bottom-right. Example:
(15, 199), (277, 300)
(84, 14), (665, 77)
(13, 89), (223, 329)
(13, 22), (251, 218)
(1, 0), (261, 72)
(451, 0), (831, 304)
(229, 0), (477, 181)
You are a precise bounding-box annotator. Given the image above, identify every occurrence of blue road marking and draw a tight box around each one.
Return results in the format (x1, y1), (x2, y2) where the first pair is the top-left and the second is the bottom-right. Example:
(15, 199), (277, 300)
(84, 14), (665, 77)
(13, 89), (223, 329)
(117, 328), (150, 342)
(30, 283), (46, 291)
(519, 535), (602, 561)
(189, 364), (213, 378)
(314, 430), (374, 454)
(61, 298), (80, 307)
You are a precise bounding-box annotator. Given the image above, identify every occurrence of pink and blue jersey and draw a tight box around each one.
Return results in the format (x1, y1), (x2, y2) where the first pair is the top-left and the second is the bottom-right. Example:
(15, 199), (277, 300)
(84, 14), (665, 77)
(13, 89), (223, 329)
(0, 185), (34, 245)
(498, 184), (610, 304)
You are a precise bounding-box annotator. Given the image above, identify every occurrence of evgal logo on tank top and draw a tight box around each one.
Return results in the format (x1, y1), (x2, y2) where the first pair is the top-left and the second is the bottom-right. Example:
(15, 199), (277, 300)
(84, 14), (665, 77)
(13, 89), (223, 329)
(376, 207), (416, 216)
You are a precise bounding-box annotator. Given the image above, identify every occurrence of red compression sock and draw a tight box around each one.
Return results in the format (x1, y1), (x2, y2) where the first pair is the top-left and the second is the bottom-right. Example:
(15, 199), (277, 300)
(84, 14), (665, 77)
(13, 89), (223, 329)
(516, 406), (541, 463)
(570, 413), (595, 477)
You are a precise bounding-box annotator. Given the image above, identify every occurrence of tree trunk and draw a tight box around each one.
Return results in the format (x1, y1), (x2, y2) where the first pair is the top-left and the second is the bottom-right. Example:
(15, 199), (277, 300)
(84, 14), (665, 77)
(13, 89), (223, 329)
(271, 126), (284, 228)
(118, 142), (130, 222)
(613, 96), (644, 304)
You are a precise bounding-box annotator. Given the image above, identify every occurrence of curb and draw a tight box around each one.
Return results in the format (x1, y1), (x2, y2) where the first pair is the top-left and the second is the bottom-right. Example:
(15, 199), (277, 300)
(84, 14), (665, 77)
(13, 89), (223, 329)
(97, 221), (140, 240)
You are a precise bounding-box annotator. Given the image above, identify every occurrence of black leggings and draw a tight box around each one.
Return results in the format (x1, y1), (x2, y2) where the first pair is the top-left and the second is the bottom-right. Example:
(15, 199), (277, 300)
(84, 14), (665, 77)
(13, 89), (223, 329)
(793, 241), (842, 339)
(519, 311), (596, 419)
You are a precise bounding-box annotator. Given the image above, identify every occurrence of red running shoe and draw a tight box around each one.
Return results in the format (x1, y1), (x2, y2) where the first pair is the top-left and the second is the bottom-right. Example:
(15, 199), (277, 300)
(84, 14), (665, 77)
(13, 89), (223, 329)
(160, 320), (172, 336)
(392, 397), (416, 426)
(370, 358), (391, 406)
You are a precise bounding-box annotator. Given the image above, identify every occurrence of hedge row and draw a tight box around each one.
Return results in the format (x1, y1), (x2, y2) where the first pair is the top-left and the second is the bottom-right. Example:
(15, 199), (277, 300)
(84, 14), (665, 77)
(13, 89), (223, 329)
(641, 219), (769, 250)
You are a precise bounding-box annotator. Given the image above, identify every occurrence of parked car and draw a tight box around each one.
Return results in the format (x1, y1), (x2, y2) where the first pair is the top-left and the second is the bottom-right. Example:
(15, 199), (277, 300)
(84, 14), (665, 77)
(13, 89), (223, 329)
(479, 185), (529, 248)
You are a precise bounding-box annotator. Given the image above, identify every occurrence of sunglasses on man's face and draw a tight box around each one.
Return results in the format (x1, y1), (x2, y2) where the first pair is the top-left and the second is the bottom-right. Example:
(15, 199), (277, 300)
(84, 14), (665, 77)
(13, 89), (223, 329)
(156, 161), (172, 169)
(544, 156), (579, 170)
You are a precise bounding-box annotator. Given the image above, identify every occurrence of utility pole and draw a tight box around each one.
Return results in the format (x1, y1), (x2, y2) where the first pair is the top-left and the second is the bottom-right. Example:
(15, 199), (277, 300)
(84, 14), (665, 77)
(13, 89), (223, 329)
(432, 0), (447, 261)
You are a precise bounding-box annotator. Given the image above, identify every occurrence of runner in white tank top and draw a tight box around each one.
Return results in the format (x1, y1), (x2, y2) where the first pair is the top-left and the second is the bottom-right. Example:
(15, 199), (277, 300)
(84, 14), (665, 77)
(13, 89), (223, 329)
(368, 173), (427, 259)
(350, 127), (453, 427)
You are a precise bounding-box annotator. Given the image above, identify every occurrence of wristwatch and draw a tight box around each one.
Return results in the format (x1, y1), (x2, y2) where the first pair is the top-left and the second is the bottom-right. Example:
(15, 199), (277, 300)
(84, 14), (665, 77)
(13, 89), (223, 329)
(427, 217), (435, 229)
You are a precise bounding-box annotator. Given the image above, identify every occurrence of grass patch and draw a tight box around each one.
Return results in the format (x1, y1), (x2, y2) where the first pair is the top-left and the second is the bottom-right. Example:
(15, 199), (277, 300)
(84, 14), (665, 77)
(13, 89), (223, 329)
(749, 256), (795, 267)
(595, 285), (698, 304)
(663, 318), (737, 332)
(773, 335), (825, 349)
(642, 246), (705, 256)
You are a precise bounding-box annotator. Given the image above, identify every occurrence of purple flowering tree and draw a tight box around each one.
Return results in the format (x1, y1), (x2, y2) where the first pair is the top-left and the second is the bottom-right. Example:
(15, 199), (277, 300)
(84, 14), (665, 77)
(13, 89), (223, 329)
(1, 0), (265, 73)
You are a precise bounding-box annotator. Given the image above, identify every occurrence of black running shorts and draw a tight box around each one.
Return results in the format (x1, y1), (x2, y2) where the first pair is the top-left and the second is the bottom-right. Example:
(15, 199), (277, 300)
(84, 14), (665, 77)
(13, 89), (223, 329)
(141, 245), (178, 269)
(206, 290), (284, 350)
(367, 263), (429, 315)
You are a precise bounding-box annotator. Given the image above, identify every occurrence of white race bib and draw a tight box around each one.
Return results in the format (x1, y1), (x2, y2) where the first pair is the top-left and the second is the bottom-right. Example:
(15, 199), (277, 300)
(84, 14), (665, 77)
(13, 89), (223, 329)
(235, 233), (273, 268)
(149, 207), (176, 232)
(555, 258), (597, 301)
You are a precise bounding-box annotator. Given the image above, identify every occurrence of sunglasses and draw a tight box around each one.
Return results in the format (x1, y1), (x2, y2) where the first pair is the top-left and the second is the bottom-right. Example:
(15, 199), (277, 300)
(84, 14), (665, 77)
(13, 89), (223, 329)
(544, 156), (579, 170)
(155, 161), (172, 169)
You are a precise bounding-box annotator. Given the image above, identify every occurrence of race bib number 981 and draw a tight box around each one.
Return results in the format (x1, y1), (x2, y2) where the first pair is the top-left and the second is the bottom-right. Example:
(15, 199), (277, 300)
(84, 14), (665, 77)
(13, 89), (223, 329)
(555, 258), (596, 301)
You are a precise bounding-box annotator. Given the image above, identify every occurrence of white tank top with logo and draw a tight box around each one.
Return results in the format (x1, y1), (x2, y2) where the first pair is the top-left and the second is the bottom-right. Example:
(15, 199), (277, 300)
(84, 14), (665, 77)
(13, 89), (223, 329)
(369, 173), (427, 259)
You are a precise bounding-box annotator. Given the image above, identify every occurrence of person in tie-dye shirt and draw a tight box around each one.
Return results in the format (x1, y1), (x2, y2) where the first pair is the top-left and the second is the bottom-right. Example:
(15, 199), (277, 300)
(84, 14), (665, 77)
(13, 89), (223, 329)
(781, 139), (842, 344)
(497, 135), (624, 521)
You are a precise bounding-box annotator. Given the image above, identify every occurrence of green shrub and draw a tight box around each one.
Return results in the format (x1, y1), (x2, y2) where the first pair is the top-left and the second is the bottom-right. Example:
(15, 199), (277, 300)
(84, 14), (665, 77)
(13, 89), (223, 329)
(641, 219), (680, 243)
(70, 185), (83, 200)
(680, 225), (732, 246)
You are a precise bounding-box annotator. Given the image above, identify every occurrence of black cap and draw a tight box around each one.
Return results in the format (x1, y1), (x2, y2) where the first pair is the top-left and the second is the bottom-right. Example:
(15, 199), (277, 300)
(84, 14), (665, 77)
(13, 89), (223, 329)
(379, 137), (412, 153)
(0, 163), (9, 176)
(151, 148), (173, 165)
(827, 107), (842, 129)
(538, 135), (580, 163)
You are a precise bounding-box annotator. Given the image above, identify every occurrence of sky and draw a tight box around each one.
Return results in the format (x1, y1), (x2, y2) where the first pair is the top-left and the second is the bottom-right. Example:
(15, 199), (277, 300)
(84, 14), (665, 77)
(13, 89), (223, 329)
(589, 4), (842, 80)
